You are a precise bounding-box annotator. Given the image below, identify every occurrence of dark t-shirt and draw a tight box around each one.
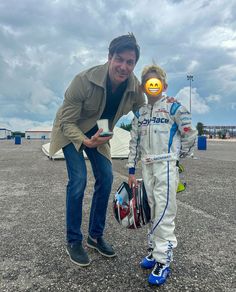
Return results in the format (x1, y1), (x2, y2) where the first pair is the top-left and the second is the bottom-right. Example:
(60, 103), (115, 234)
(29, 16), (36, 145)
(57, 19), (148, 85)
(101, 76), (128, 119)
(85, 76), (128, 137)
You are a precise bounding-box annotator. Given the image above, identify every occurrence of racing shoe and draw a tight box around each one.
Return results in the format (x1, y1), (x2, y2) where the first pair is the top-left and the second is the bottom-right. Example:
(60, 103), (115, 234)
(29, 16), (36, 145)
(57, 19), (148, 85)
(148, 262), (171, 286)
(140, 249), (156, 269)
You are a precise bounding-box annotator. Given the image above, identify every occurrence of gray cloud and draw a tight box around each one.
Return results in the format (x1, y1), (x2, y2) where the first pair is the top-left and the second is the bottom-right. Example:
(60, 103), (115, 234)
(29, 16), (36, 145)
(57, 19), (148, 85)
(0, 0), (235, 130)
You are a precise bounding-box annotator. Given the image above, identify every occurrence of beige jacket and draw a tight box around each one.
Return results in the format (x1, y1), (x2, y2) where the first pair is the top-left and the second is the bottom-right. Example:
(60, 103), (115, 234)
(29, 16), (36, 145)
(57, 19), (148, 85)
(49, 62), (145, 160)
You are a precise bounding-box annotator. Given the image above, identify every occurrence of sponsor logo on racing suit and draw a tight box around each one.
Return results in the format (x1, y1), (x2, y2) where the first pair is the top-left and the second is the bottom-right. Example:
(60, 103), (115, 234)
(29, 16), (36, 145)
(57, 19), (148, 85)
(138, 117), (169, 127)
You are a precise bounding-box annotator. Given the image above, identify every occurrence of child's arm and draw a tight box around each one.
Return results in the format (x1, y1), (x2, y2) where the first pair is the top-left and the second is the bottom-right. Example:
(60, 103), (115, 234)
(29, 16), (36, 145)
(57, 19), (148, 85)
(174, 105), (198, 158)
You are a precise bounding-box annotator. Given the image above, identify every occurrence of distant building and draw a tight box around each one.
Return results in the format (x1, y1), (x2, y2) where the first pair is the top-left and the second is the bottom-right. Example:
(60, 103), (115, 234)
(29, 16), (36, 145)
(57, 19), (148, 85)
(25, 127), (52, 140)
(204, 125), (236, 138)
(0, 128), (12, 139)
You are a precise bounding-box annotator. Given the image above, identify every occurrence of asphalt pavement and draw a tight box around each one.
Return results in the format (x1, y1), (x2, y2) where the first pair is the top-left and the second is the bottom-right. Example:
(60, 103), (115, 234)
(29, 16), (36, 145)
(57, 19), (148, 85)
(0, 139), (235, 292)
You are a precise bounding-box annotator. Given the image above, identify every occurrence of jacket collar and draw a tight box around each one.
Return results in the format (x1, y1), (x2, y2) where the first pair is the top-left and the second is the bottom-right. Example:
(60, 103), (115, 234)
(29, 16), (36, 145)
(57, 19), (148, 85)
(88, 62), (138, 93)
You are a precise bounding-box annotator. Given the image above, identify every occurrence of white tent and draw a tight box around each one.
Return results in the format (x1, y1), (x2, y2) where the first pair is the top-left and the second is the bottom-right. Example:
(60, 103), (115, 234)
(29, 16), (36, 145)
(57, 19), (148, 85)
(42, 127), (131, 159)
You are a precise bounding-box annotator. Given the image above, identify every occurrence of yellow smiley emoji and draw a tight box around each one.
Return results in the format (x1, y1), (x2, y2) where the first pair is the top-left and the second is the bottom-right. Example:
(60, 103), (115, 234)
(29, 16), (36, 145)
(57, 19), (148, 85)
(144, 78), (163, 96)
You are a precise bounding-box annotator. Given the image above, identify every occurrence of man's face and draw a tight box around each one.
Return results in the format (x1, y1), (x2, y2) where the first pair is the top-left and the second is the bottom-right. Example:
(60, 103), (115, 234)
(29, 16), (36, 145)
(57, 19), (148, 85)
(108, 50), (136, 87)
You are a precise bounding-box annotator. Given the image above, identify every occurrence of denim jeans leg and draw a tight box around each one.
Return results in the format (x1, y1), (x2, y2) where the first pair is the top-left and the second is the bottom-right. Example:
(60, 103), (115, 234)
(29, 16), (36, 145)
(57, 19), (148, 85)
(85, 147), (113, 239)
(63, 143), (87, 244)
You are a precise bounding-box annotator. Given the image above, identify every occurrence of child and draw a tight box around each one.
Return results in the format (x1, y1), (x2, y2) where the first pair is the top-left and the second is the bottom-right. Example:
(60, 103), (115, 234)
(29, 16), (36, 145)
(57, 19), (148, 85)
(127, 65), (197, 286)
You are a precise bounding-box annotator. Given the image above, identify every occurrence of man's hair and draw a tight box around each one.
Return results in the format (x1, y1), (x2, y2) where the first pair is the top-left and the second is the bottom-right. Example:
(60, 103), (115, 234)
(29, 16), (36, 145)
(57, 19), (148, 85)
(108, 33), (140, 63)
(141, 64), (168, 87)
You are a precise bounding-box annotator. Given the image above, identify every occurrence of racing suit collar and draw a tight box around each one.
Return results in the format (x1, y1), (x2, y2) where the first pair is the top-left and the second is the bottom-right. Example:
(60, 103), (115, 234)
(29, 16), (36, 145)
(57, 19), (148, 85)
(147, 96), (166, 108)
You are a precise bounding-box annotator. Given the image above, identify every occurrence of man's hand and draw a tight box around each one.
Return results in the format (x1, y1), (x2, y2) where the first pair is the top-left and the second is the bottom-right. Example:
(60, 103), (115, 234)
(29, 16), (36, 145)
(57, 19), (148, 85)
(83, 129), (112, 148)
(128, 174), (137, 188)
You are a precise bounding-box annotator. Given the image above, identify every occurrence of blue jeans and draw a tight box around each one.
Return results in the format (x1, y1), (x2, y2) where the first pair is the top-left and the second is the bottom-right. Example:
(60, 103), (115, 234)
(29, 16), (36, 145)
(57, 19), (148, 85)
(63, 143), (113, 244)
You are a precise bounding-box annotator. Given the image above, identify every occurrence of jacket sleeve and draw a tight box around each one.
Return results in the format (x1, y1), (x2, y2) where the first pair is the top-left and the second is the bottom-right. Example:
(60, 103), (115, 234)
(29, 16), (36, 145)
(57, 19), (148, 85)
(132, 86), (146, 113)
(59, 74), (88, 146)
(133, 92), (146, 114)
(173, 105), (198, 158)
(127, 112), (140, 173)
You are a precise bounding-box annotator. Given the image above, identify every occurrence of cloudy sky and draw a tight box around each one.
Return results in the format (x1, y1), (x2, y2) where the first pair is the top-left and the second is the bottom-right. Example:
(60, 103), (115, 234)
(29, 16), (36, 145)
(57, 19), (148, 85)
(0, 0), (235, 131)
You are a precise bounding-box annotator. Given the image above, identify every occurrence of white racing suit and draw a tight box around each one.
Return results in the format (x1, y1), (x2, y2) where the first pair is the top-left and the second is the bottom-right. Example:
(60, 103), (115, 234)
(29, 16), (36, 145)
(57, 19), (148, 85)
(128, 97), (197, 265)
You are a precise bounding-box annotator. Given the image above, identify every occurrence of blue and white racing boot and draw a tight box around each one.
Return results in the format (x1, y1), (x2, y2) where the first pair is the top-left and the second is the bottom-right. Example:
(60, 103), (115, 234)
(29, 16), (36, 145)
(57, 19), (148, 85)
(140, 249), (156, 269)
(148, 262), (171, 286)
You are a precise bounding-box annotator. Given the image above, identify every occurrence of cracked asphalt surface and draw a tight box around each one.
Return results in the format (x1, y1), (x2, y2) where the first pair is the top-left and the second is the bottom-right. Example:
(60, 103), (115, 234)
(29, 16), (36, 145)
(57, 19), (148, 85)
(0, 139), (236, 291)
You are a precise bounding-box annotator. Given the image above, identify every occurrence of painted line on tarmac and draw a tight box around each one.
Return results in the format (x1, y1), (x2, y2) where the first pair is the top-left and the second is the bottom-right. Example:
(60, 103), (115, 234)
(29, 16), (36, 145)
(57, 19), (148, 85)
(177, 200), (236, 231)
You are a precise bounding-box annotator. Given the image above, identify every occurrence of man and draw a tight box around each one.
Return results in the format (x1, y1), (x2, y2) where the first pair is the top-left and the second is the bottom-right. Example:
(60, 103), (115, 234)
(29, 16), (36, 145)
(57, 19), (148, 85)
(49, 33), (145, 266)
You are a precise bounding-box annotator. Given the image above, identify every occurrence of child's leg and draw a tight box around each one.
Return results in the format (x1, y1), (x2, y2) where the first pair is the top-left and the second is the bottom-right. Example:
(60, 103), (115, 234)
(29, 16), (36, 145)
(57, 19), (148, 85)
(140, 223), (157, 270)
(147, 223), (154, 249)
(142, 165), (155, 250)
(149, 160), (178, 265)
(139, 165), (157, 269)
